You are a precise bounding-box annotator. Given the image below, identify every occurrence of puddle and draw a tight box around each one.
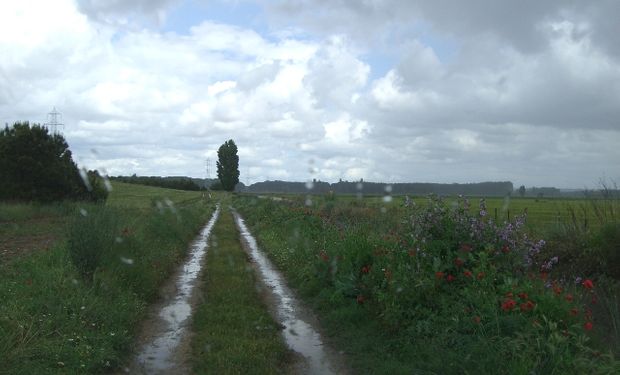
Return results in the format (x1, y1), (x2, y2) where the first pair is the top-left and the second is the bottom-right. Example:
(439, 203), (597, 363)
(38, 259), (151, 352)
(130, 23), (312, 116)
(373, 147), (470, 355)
(234, 213), (342, 375)
(131, 205), (220, 374)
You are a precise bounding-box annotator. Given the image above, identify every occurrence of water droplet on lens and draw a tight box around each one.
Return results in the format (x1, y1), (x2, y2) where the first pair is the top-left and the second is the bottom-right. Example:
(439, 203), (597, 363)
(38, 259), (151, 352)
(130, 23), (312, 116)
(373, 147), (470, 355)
(384, 184), (392, 193)
(305, 181), (314, 190)
(305, 197), (312, 206)
(79, 208), (88, 216)
(382, 195), (393, 203)
(120, 257), (134, 265)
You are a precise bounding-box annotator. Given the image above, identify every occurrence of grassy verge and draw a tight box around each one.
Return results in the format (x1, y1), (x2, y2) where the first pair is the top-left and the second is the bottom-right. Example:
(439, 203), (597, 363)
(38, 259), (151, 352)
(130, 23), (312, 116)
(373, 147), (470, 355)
(234, 195), (620, 374)
(191, 207), (293, 374)
(0, 183), (215, 374)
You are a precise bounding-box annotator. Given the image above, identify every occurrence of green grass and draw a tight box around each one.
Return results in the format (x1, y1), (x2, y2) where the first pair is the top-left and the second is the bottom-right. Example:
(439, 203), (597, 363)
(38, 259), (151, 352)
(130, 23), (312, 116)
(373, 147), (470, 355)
(106, 181), (206, 210)
(0, 183), (215, 374)
(191, 207), (293, 374)
(234, 194), (620, 374)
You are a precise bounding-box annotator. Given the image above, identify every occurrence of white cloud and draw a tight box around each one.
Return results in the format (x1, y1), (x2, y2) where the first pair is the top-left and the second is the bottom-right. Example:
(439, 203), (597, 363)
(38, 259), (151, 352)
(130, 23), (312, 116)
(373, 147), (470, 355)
(0, 0), (618, 188)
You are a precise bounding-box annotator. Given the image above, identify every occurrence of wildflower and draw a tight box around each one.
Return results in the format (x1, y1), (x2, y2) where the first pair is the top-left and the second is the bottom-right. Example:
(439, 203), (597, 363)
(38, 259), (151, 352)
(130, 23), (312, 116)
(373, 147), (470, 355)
(553, 285), (563, 295)
(582, 279), (594, 289)
(477, 272), (485, 280)
(446, 274), (456, 282)
(501, 298), (517, 311)
(435, 271), (445, 280)
(464, 270), (472, 278)
(454, 258), (464, 267)
(565, 294), (574, 302)
(570, 308), (579, 316)
(584, 322), (593, 331)
(501, 245), (510, 253)
(517, 292), (528, 300)
(408, 249), (416, 257)
(591, 296), (597, 305)
(356, 295), (365, 304)
(473, 316), (481, 324)
(319, 251), (329, 262)
(361, 265), (370, 274)
(520, 300), (535, 312)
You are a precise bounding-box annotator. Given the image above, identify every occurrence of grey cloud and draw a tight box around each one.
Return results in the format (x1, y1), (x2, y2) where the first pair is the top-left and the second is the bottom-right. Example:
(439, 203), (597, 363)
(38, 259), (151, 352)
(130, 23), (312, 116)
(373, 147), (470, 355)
(76, 0), (178, 25)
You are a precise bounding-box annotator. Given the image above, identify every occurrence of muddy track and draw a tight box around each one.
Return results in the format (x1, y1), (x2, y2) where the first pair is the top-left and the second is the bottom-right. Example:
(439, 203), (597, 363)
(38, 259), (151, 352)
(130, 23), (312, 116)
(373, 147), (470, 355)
(232, 209), (349, 375)
(120, 205), (220, 374)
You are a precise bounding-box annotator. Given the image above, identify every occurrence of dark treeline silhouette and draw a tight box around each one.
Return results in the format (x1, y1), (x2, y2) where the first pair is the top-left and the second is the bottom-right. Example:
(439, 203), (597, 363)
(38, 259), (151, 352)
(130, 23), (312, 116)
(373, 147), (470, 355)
(242, 180), (514, 196)
(111, 175), (202, 191)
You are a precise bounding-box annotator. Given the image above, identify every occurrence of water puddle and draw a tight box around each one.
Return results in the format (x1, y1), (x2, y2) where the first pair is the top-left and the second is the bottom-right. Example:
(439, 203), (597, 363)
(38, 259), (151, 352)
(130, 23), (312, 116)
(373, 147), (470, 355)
(234, 213), (341, 375)
(131, 205), (220, 374)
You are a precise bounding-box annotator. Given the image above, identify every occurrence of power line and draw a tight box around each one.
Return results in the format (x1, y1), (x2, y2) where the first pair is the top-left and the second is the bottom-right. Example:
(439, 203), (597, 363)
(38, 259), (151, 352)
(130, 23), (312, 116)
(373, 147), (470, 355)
(44, 107), (64, 134)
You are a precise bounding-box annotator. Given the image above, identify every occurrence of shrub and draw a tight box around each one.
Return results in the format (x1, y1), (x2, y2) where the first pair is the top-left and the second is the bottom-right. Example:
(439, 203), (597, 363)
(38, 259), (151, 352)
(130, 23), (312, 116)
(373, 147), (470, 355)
(0, 122), (101, 202)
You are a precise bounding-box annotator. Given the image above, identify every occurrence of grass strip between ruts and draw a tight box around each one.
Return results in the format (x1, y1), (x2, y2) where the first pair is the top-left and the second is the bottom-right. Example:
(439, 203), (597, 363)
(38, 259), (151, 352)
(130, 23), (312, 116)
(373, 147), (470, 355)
(191, 208), (293, 374)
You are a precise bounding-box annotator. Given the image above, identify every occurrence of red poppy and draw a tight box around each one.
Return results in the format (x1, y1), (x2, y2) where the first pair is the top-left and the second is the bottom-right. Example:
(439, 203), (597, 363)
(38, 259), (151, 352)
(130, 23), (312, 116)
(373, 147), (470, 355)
(473, 316), (481, 324)
(591, 296), (598, 305)
(319, 251), (329, 262)
(435, 271), (445, 280)
(361, 265), (370, 274)
(570, 308), (579, 316)
(584, 322), (593, 331)
(477, 272), (485, 280)
(454, 258), (464, 267)
(520, 300), (535, 312)
(446, 274), (456, 282)
(501, 245), (510, 253)
(582, 279), (594, 289)
(565, 293), (574, 302)
(501, 298), (517, 311)
(356, 295), (365, 304)
(463, 270), (472, 278)
(553, 285), (563, 295)
(408, 249), (416, 257)
(517, 292), (528, 300)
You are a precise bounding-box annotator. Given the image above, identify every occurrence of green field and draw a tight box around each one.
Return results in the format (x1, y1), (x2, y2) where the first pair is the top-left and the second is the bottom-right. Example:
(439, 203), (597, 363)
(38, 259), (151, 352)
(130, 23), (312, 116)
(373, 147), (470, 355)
(0, 183), (216, 374)
(1, 185), (618, 374)
(234, 193), (620, 374)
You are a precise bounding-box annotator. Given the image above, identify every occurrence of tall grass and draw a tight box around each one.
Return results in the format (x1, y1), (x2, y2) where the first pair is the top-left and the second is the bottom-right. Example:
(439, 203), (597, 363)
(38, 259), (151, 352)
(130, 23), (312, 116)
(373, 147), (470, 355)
(0, 186), (216, 374)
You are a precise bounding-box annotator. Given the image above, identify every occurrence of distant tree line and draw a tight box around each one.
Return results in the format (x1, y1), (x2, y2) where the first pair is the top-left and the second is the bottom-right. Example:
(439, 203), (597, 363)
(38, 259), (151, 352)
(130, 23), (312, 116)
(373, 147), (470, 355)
(242, 179), (514, 196)
(110, 175), (202, 191)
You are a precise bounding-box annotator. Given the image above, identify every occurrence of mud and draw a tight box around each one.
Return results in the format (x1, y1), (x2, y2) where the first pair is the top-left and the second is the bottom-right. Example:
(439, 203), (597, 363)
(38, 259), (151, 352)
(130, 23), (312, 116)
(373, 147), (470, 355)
(233, 211), (348, 375)
(122, 205), (220, 374)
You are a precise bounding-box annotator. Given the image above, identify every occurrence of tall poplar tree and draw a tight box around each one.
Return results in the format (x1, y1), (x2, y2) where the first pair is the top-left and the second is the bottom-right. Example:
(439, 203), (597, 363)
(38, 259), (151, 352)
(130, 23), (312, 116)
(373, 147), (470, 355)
(216, 139), (239, 191)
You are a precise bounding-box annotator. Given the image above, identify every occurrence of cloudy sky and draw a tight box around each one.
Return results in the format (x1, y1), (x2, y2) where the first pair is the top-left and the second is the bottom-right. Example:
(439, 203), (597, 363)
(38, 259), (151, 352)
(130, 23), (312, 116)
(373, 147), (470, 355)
(1, 0), (619, 188)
